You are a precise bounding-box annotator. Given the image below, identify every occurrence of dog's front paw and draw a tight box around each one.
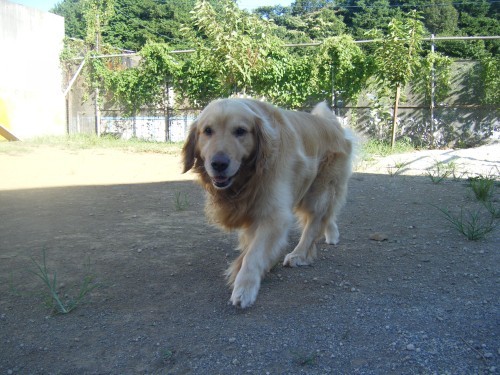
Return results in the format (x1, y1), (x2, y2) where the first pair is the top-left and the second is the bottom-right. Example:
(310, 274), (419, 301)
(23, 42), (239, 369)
(230, 272), (260, 308)
(283, 253), (314, 267)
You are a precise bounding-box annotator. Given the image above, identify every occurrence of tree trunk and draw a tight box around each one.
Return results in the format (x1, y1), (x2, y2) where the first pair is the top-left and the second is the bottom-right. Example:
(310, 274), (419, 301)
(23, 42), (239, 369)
(391, 84), (401, 149)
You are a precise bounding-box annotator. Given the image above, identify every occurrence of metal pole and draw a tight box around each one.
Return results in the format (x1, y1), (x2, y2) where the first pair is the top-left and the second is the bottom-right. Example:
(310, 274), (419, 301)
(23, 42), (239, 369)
(63, 59), (86, 97)
(430, 34), (436, 147)
(94, 13), (101, 137)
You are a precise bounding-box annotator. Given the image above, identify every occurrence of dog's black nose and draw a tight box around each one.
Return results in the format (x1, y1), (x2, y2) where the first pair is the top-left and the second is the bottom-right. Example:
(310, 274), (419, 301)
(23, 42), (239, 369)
(211, 153), (230, 172)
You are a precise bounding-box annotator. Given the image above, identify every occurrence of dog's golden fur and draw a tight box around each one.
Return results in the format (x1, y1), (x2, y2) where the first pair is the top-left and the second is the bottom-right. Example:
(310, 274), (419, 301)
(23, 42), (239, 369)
(182, 98), (353, 308)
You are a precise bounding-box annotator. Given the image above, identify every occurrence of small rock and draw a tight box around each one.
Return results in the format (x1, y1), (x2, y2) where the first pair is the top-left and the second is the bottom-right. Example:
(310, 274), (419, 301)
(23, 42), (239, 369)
(370, 233), (389, 242)
(228, 337), (236, 343)
(406, 344), (416, 351)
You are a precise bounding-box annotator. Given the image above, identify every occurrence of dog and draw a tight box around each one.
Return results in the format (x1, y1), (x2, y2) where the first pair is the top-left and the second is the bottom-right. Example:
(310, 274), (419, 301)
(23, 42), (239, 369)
(182, 98), (354, 308)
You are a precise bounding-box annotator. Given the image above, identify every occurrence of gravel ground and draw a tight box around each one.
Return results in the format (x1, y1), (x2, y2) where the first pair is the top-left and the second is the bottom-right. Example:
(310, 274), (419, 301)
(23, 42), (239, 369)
(0, 144), (498, 374)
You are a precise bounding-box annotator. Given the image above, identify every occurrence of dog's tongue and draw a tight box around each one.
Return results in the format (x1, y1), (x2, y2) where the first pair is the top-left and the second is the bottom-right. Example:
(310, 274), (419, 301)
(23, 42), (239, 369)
(212, 176), (231, 188)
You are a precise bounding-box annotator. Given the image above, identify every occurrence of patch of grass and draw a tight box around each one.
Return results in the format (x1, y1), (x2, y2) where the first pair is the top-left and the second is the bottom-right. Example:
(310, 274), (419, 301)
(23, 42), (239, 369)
(361, 138), (416, 160)
(468, 175), (496, 202)
(387, 160), (411, 177)
(436, 206), (495, 241)
(426, 160), (458, 184)
(174, 191), (190, 211)
(30, 250), (98, 314)
(0, 134), (184, 155)
(161, 348), (174, 361)
(483, 200), (500, 219)
(293, 351), (319, 367)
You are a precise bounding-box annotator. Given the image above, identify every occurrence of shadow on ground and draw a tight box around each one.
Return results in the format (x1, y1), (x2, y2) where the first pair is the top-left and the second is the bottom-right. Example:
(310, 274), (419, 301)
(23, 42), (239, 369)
(1, 174), (498, 374)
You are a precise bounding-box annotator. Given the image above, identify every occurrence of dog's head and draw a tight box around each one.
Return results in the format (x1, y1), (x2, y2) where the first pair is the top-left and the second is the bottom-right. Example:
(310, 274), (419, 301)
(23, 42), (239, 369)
(182, 99), (275, 190)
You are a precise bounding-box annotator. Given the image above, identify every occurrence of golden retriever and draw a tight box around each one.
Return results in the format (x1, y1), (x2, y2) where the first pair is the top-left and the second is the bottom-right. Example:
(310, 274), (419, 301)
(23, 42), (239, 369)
(182, 98), (354, 308)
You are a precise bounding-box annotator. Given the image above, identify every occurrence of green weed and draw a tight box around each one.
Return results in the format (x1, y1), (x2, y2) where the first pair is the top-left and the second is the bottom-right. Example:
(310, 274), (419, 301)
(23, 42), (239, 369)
(437, 206), (495, 241)
(426, 160), (458, 184)
(387, 160), (411, 177)
(30, 250), (98, 314)
(293, 351), (319, 367)
(361, 138), (416, 160)
(174, 191), (190, 211)
(482, 200), (500, 219)
(468, 175), (496, 202)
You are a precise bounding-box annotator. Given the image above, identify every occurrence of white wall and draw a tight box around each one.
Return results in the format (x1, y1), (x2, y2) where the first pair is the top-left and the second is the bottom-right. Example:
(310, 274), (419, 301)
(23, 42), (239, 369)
(0, 0), (65, 139)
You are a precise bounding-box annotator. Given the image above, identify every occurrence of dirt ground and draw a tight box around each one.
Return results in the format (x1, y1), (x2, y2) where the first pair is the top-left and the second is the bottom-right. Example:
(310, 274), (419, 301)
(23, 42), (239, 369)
(0, 143), (499, 374)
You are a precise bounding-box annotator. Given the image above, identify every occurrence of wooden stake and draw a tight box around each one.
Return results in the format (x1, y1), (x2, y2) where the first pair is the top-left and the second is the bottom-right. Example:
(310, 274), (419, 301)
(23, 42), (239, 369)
(391, 84), (401, 149)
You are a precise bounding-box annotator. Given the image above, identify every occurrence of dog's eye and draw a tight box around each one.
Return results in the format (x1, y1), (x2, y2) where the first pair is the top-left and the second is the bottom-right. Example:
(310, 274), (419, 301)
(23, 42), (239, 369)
(234, 127), (247, 137)
(203, 127), (213, 136)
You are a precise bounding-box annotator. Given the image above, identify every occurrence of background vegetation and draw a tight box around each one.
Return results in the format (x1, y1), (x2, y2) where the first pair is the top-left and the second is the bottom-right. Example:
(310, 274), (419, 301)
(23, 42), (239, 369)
(54, 0), (499, 145)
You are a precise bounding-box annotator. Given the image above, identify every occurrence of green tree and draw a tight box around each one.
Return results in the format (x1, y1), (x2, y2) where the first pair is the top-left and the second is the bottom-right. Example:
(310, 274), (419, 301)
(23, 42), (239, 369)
(91, 42), (180, 117)
(51, 0), (86, 39)
(372, 10), (425, 147)
(104, 0), (197, 51)
(349, 0), (402, 38)
(314, 35), (369, 109)
(187, 0), (287, 97)
(83, 0), (115, 49)
(479, 55), (500, 105)
(301, 6), (347, 40)
(291, 0), (335, 16)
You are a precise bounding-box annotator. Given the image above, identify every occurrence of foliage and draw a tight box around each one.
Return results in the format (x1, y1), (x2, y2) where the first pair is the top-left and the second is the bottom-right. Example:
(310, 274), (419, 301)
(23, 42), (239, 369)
(174, 0), (316, 108)
(371, 10), (425, 145)
(104, 0), (198, 51)
(468, 175), (496, 202)
(176, 49), (227, 107)
(56, 0), (498, 138)
(187, 0), (285, 96)
(52, 0), (86, 40)
(478, 55), (500, 105)
(413, 51), (453, 105)
(257, 53), (316, 108)
(90, 42), (180, 116)
(372, 11), (425, 90)
(314, 35), (370, 107)
(82, 0), (115, 48)
(426, 160), (457, 184)
(52, 0), (499, 57)
(438, 206), (495, 241)
(420, 0), (459, 35)
(349, 0), (402, 38)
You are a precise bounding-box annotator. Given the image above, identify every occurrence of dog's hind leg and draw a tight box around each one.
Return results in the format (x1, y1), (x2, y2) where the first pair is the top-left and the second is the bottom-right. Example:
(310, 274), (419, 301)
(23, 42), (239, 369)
(323, 181), (348, 245)
(324, 150), (352, 245)
(283, 210), (322, 267)
(283, 188), (330, 267)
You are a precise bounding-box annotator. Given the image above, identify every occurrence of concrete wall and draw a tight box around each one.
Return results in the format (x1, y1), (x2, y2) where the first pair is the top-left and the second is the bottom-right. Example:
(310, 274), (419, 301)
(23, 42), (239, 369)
(0, 0), (65, 140)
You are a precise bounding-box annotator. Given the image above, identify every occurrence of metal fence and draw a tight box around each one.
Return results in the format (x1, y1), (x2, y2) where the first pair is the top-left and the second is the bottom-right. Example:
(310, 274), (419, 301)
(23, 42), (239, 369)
(98, 109), (199, 142)
(66, 59), (498, 147)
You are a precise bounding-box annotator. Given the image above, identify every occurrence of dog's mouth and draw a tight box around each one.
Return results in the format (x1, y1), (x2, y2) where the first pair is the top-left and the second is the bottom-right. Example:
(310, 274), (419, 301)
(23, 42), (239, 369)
(211, 175), (233, 189)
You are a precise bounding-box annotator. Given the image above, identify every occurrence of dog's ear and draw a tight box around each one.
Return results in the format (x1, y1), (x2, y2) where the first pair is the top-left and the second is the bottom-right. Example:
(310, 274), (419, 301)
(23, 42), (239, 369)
(182, 121), (198, 173)
(253, 116), (276, 176)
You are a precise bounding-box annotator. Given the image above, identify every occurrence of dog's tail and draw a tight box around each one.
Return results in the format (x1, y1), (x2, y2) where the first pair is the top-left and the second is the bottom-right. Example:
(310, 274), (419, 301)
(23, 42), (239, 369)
(312, 101), (358, 164)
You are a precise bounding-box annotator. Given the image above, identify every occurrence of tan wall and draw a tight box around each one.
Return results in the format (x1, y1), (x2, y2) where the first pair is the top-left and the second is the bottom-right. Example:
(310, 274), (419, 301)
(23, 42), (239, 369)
(0, 0), (65, 140)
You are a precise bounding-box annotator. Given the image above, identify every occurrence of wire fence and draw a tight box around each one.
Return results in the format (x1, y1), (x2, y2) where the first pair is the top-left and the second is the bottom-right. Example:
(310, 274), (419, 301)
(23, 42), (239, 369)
(65, 35), (499, 147)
